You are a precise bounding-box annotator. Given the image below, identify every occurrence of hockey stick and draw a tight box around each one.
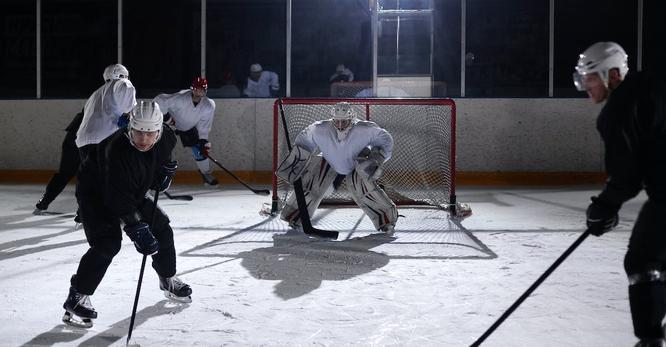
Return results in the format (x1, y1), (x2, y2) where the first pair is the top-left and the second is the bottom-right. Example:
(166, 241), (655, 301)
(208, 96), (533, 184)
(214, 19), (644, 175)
(470, 228), (592, 347)
(164, 191), (193, 201)
(126, 190), (160, 346)
(278, 98), (338, 239)
(205, 153), (270, 195)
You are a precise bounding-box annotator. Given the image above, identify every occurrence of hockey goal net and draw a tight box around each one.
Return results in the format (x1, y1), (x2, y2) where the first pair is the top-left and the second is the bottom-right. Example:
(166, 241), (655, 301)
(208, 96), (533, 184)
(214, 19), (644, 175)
(272, 98), (457, 210)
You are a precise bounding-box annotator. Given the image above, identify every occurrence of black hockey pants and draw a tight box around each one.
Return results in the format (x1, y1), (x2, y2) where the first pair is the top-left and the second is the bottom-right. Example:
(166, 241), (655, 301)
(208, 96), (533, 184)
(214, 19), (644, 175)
(624, 200), (666, 339)
(40, 130), (79, 207)
(71, 197), (176, 295)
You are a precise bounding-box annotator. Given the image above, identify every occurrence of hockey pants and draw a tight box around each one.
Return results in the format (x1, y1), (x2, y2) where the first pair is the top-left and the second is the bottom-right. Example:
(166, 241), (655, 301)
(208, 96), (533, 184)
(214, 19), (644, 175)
(71, 196), (176, 295)
(40, 130), (80, 207)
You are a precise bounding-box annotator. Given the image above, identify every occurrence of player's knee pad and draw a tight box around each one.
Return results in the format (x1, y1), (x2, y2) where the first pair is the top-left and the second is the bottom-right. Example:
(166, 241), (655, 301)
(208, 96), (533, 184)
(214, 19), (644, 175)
(627, 269), (666, 339)
(279, 156), (337, 225)
(346, 170), (397, 230)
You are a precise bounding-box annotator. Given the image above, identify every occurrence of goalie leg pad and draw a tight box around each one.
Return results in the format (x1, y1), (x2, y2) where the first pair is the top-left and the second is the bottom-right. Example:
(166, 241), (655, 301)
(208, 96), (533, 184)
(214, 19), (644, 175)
(346, 170), (398, 231)
(280, 156), (338, 226)
(276, 145), (314, 183)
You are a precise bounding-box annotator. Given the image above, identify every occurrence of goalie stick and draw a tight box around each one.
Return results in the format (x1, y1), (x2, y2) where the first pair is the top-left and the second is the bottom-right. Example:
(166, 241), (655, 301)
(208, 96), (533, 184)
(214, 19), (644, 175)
(205, 154), (270, 195)
(470, 228), (592, 346)
(278, 99), (338, 239)
(164, 191), (193, 201)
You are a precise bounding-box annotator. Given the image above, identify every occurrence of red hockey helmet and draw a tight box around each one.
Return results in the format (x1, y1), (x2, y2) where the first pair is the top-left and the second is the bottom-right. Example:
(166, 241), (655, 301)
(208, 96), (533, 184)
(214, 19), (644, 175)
(191, 76), (208, 90)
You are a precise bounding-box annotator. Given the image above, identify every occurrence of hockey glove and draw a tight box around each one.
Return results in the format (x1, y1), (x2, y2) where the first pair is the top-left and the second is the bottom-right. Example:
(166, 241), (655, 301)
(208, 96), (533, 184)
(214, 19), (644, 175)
(197, 139), (211, 158)
(123, 222), (159, 255)
(163, 113), (176, 127)
(117, 113), (130, 128)
(586, 196), (620, 236)
(152, 160), (178, 192)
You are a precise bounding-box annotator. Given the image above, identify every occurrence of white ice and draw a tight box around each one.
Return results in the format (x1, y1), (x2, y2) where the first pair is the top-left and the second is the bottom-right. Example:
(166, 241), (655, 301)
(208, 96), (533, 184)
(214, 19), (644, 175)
(0, 184), (645, 346)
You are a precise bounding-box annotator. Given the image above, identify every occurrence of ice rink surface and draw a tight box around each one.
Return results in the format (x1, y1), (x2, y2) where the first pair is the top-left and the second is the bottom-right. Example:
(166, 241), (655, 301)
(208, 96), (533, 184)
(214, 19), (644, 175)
(0, 184), (646, 346)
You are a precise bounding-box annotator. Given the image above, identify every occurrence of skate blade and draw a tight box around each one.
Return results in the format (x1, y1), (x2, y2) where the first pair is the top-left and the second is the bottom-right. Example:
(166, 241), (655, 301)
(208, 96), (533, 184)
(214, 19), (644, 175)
(62, 311), (93, 328)
(163, 291), (192, 303)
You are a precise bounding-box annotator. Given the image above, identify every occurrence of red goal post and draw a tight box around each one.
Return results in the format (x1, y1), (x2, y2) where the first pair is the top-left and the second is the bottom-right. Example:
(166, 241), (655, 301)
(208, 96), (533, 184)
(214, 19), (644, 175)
(272, 98), (457, 211)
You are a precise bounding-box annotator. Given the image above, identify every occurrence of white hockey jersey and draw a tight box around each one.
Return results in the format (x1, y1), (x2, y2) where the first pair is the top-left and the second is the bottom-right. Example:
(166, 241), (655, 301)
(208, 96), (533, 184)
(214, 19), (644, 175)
(153, 90), (216, 140)
(243, 71), (279, 97)
(75, 79), (136, 148)
(295, 120), (393, 175)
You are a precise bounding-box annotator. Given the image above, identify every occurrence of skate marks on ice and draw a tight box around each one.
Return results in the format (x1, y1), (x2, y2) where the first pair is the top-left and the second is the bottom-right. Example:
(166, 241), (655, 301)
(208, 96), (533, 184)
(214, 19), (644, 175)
(0, 228), (85, 262)
(179, 208), (494, 299)
(20, 300), (188, 347)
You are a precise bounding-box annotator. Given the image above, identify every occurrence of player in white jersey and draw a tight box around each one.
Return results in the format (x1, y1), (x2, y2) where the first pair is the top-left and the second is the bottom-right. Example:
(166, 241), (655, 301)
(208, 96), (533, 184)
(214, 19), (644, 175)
(75, 64), (136, 161)
(277, 102), (398, 234)
(153, 77), (218, 185)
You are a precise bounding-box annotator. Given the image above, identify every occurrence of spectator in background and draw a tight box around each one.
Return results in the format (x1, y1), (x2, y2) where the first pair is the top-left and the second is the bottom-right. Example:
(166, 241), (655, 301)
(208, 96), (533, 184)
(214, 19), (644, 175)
(243, 63), (279, 97)
(207, 72), (241, 98)
(329, 64), (354, 83)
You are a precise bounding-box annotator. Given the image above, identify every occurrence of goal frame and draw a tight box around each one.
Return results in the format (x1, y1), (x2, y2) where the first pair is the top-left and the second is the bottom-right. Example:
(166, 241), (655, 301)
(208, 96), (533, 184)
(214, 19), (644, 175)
(272, 97), (457, 210)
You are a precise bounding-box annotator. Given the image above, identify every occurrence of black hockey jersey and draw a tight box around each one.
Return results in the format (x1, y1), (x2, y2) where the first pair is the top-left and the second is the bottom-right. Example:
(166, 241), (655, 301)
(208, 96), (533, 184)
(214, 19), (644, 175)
(596, 71), (666, 206)
(76, 125), (177, 220)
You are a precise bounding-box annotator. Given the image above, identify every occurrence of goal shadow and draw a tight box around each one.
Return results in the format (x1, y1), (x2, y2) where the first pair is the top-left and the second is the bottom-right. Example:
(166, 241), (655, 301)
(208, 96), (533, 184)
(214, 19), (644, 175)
(180, 207), (495, 260)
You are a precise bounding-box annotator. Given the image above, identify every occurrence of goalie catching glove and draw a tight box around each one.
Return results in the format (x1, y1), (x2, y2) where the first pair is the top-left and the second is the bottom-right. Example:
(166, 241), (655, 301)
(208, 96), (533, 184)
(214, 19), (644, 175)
(276, 145), (314, 183)
(355, 147), (386, 181)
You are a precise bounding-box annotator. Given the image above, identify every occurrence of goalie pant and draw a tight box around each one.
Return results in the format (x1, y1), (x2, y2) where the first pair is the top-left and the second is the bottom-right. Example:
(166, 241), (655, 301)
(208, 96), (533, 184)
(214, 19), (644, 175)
(280, 155), (397, 231)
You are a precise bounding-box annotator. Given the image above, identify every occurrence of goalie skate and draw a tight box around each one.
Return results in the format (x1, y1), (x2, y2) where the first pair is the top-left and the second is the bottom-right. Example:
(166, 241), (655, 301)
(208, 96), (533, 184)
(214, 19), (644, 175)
(62, 311), (93, 328)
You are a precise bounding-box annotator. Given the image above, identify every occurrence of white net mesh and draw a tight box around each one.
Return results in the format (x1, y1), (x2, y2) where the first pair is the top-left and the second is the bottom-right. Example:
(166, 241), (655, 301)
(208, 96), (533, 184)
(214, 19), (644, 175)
(273, 98), (456, 209)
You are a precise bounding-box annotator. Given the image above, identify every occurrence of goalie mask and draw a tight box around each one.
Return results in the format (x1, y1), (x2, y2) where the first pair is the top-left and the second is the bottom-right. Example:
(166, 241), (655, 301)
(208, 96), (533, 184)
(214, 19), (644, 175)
(127, 101), (163, 152)
(573, 42), (628, 91)
(331, 102), (357, 141)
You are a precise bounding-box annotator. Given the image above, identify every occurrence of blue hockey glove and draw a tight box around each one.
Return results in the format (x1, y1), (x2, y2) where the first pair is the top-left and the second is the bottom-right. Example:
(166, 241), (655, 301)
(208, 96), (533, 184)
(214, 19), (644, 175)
(117, 113), (130, 128)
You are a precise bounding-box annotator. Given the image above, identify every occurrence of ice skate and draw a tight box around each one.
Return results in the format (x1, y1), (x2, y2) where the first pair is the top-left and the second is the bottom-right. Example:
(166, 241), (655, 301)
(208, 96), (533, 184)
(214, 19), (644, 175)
(159, 276), (192, 303)
(62, 287), (96, 328)
(33, 199), (48, 215)
(200, 171), (219, 186)
(634, 338), (666, 347)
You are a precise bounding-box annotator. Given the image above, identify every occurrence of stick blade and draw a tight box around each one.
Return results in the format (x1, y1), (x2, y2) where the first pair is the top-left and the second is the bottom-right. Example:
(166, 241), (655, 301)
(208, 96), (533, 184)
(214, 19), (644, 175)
(304, 227), (339, 239)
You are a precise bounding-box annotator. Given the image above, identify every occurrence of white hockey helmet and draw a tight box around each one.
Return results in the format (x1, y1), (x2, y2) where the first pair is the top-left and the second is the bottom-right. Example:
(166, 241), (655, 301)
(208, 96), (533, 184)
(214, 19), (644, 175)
(103, 64), (130, 81)
(573, 42), (628, 91)
(128, 101), (163, 151)
(331, 102), (357, 141)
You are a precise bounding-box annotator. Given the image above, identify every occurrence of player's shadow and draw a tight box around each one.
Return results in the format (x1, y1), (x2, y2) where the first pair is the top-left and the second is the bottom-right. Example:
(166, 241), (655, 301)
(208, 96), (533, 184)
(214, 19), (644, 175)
(239, 230), (395, 300)
(19, 300), (188, 347)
